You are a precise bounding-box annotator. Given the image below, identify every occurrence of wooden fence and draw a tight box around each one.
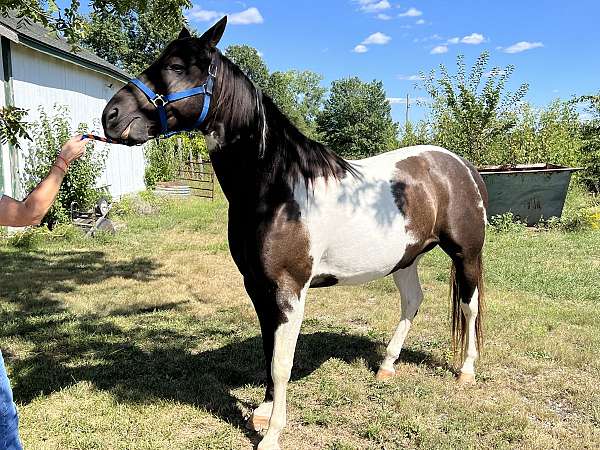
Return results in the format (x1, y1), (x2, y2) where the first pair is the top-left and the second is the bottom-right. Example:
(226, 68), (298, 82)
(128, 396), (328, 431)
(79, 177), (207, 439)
(171, 137), (214, 199)
(177, 157), (214, 199)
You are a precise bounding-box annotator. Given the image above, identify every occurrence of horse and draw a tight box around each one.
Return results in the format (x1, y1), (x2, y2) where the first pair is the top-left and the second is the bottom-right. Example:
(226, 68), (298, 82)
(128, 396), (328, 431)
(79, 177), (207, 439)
(102, 17), (488, 450)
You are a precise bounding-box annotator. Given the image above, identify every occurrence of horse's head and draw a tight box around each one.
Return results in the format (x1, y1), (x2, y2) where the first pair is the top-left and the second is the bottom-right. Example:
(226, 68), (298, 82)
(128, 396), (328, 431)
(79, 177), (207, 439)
(102, 17), (227, 145)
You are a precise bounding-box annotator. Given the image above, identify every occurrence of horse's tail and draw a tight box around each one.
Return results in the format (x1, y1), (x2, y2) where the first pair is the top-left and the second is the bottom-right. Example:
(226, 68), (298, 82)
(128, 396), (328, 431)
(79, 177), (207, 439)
(450, 253), (484, 362)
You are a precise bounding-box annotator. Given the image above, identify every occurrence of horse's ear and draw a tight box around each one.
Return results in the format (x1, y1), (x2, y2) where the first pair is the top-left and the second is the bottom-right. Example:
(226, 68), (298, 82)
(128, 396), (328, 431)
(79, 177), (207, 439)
(178, 27), (191, 39)
(199, 16), (227, 48)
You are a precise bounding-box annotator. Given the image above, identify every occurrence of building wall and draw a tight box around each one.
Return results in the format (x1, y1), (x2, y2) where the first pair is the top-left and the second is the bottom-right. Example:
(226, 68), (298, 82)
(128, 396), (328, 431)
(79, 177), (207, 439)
(3, 43), (145, 199)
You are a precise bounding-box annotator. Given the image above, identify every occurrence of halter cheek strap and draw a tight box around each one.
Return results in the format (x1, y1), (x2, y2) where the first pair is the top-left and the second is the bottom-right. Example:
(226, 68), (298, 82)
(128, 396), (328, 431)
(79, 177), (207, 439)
(129, 61), (217, 138)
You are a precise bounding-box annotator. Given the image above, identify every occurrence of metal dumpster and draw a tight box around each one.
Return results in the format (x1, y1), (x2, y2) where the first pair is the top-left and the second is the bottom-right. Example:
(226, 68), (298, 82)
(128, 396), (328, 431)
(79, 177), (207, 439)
(478, 164), (581, 226)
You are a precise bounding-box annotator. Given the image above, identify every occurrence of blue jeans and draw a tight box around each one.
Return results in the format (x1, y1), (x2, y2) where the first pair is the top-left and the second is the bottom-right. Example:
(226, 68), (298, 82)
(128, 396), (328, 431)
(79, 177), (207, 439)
(0, 350), (22, 450)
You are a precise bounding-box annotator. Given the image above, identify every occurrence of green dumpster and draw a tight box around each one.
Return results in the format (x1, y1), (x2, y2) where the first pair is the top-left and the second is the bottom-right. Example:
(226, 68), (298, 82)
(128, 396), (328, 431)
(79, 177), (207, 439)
(478, 164), (581, 226)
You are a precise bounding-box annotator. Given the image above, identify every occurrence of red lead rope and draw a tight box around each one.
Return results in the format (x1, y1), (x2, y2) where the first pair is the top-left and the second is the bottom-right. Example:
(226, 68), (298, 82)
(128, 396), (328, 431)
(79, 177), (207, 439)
(81, 134), (115, 143)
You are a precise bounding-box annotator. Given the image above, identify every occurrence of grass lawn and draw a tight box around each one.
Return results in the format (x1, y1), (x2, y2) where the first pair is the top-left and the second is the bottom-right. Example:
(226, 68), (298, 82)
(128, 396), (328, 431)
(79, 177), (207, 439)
(1, 191), (599, 449)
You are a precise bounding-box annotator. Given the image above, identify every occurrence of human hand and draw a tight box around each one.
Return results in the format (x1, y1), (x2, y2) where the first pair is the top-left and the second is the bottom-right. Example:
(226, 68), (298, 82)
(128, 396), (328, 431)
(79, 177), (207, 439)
(59, 135), (88, 165)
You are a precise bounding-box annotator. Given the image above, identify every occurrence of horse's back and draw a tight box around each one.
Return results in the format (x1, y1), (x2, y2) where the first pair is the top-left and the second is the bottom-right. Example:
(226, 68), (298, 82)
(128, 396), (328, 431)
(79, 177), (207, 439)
(299, 145), (487, 286)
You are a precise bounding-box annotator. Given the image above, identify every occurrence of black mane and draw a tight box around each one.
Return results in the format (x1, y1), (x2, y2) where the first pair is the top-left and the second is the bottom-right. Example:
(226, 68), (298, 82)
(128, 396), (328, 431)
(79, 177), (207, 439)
(213, 51), (359, 187)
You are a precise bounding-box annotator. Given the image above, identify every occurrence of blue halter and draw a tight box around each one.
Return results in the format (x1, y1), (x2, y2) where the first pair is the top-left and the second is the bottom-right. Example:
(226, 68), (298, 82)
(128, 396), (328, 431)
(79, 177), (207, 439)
(129, 61), (217, 138)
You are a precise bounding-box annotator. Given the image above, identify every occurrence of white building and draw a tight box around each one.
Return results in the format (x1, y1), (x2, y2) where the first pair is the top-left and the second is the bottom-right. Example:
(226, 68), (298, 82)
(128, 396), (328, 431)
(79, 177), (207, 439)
(0, 13), (146, 199)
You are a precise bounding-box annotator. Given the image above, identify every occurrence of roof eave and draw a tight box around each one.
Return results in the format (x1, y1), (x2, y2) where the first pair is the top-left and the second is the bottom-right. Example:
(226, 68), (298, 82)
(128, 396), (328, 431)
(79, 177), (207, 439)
(17, 35), (130, 83)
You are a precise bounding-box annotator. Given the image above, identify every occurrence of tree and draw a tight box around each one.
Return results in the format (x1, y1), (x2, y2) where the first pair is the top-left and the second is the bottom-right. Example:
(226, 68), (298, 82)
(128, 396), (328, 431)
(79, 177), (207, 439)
(224, 45), (270, 90)
(0, 106), (29, 148)
(1, 0), (190, 46)
(316, 77), (399, 158)
(82, 1), (187, 75)
(577, 94), (600, 192)
(224, 46), (325, 137)
(267, 70), (325, 138)
(422, 51), (528, 165)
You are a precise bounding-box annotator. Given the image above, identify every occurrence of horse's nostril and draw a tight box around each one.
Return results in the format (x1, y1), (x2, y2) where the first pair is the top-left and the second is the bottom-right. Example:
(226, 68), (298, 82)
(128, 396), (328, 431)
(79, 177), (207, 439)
(107, 107), (119, 123)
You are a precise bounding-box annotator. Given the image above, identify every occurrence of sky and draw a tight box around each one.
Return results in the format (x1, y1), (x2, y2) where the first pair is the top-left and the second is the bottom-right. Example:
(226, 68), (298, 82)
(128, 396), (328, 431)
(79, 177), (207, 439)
(183, 0), (600, 124)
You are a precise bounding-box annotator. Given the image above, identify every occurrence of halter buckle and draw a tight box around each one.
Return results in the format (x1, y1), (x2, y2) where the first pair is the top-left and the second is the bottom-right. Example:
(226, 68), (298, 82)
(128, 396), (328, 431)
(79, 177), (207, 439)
(151, 94), (168, 108)
(208, 62), (218, 78)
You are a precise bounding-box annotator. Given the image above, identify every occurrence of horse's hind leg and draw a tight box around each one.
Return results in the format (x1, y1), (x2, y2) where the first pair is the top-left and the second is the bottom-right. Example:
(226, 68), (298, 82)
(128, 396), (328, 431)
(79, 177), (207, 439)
(376, 258), (424, 380)
(448, 252), (484, 385)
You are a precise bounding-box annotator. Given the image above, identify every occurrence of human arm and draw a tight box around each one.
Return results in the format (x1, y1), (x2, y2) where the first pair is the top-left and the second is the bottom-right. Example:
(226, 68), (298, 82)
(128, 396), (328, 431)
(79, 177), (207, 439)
(0, 135), (88, 227)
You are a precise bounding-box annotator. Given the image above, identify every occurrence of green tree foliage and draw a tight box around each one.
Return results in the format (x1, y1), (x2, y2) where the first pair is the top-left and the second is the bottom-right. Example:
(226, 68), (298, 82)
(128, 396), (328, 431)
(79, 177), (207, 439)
(22, 106), (108, 227)
(0, 106), (30, 148)
(144, 135), (208, 188)
(267, 70), (325, 138)
(577, 94), (600, 193)
(398, 121), (430, 148)
(82, 1), (187, 75)
(224, 45), (325, 138)
(224, 45), (270, 90)
(0, 0), (190, 47)
(504, 101), (583, 167)
(316, 77), (399, 158)
(422, 51), (528, 165)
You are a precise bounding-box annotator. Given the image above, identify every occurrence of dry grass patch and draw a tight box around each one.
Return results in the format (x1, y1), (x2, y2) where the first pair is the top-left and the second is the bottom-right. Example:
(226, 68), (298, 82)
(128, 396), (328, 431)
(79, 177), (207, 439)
(1, 193), (599, 449)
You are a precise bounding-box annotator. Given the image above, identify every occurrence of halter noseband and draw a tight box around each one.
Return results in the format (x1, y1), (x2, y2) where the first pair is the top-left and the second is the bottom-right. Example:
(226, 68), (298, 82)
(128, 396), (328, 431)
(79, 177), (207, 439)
(129, 59), (217, 138)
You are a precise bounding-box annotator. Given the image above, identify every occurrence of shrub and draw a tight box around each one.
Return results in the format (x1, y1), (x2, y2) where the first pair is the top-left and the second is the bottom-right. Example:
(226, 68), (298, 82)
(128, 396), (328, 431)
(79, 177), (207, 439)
(22, 106), (108, 228)
(421, 51), (528, 166)
(144, 133), (208, 188)
(503, 101), (583, 167)
(577, 94), (600, 193)
(488, 212), (526, 233)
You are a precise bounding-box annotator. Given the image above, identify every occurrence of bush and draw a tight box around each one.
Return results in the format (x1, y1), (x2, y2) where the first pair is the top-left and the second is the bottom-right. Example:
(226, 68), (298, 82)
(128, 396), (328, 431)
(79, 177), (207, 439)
(144, 133), (207, 188)
(421, 51), (528, 166)
(502, 101), (583, 168)
(577, 95), (600, 193)
(22, 106), (108, 228)
(488, 212), (526, 233)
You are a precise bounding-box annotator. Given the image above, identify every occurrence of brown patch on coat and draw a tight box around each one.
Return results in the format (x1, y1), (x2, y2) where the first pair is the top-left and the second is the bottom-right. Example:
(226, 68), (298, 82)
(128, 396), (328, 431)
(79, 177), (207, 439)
(261, 200), (313, 311)
(388, 151), (487, 273)
(388, 155), (438, 271)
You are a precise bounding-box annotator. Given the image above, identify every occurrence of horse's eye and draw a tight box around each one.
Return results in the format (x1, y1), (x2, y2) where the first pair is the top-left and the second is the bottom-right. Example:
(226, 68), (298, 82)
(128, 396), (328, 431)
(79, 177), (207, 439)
(169, 64), (185, 73)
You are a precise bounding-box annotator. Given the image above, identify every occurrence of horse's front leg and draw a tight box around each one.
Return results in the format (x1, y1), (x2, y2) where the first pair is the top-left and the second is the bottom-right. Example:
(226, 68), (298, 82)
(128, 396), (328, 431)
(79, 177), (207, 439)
(252, 283), (307, 450)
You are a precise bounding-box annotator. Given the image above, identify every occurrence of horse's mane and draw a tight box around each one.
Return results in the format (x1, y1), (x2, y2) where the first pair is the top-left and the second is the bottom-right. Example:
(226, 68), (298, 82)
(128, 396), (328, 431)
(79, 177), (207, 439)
(214, 51), (359, 187)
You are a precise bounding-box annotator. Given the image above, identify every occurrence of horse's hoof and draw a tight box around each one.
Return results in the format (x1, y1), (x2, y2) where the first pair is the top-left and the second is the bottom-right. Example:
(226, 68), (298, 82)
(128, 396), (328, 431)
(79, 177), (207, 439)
(257, 439), (281, 450)
(246, 413), (270, 432)
(456, 372), (476, 385)
(376, 368), (395, 380)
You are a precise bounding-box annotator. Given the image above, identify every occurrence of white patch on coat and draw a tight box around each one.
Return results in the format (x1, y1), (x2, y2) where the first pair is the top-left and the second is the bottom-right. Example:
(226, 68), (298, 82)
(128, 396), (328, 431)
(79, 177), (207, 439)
(259, 284), (308, 449)
(294, 145), (484, 285)
(459, 287), (479, 375)
(380, 257), (424, 373)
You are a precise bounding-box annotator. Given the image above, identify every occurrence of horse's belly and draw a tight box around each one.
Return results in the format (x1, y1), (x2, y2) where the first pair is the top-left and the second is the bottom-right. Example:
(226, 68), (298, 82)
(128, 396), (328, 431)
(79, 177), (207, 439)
(309, 200), (414, 285)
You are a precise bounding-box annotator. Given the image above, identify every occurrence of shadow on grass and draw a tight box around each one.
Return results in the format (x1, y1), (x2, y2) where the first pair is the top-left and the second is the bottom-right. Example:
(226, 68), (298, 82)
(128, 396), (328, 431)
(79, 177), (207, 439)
(0, 248), (443, 445)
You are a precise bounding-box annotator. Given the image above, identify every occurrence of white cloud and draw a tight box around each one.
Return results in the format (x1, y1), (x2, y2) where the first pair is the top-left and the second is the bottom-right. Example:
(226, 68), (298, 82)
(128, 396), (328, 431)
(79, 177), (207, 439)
(353, 44), (368, 53)
(397, 74), (424, 81)
(362, 31), (391, 45)
(447, 37), (460, 44)
(377, 13), (392, 20)
(502, 41), (544, 53)
(398, 7), (422, 17)
(416, 19), (425, 25)
(229, 7), (263, 24)
(483, 69), (506, 78)
(461, 33), (485, 44)
(358, 0), (391, 13)
(187, 6), (221, 22)
(387, 96), (428, 105)
(187, 5), (263, 25)
(431, 45), (448, 54)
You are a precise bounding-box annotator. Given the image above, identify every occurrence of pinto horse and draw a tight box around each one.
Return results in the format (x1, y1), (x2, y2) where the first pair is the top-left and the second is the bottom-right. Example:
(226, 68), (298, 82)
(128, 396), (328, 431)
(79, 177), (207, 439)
(102, 17), (487, 450)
